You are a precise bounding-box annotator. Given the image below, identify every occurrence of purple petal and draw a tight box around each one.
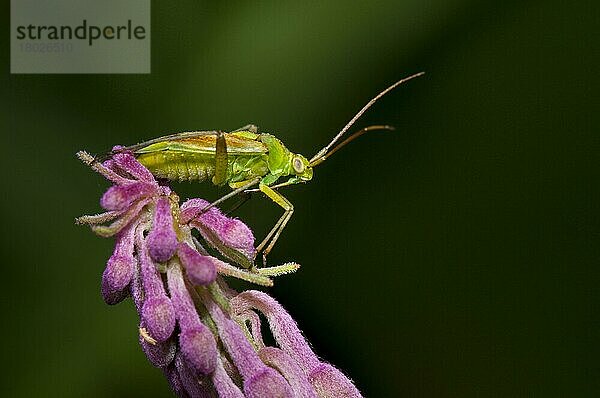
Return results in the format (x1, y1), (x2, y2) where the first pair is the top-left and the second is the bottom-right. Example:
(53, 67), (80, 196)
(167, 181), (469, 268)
(244, 367), (294, 398)
(179, 199), (211, 224)
(174, 352), (214, 397)
(142, 295), (176, 343)
(212, 355), (245, 398)
(236, 309), (264, 350)
(139, 322), (176, 368)
(137, 223), (171, 298)
(167, 261), (217, 375)
(100, 182), (156, 211)
(181, 199), (256, 262)
(101, 255), (134, 305)
(164, 364), (190, 398)
(230, 291), (320, 372)
(177, 242), (217, 286)
(231, 291), (362, 397)
(201, 291), (263, 380)
(147, 197), (178, 263)
(91, 197), (152, 237)
(101, 219), (138, 304)
(179, 327), (218, 376)
(110, 151), (156, 183)
(130, 258), (144, 313)
(200, 290), (292, 397)
(308, 363), (362, 398)
(259, 347), (317, 398)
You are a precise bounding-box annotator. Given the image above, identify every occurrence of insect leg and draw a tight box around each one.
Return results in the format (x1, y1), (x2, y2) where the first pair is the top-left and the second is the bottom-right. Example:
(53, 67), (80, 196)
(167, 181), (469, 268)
(211, 132), (228, 185)
(224, 191), (252, 216)
(200, 177), (260, 214)
(256, 183), (294, 267)
(231, 124), (258, 134)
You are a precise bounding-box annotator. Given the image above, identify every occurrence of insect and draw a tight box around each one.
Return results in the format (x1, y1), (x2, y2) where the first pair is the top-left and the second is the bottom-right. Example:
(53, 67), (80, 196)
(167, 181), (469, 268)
(110, 72), (424, 267)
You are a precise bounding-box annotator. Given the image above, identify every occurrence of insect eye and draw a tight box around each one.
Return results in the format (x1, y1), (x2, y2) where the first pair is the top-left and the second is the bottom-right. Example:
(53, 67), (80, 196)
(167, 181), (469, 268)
(293, 157), (305, 174)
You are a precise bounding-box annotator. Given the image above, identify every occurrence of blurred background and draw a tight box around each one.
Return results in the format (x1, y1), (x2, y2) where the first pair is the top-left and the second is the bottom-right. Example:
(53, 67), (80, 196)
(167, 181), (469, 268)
(1, 0), (599, 397)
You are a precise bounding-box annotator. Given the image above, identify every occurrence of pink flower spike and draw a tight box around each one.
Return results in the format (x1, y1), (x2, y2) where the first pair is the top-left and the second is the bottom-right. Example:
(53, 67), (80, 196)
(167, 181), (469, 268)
(91, 197), (153, 238)
(146, 197), (178, 263)
(177, 242), (217, 286)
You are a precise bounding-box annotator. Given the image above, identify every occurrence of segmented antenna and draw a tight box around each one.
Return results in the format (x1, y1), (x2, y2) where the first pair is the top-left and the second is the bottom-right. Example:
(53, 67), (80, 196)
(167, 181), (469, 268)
(309, 72), (425, 164)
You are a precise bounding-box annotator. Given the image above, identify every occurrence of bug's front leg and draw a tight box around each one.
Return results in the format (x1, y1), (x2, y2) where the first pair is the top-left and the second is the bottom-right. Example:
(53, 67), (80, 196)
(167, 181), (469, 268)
(256, 183), (294, 267)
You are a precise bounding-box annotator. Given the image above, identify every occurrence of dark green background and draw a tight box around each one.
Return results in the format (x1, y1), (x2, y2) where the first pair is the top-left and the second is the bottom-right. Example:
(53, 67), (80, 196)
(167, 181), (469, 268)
(2, 1), (598, 397)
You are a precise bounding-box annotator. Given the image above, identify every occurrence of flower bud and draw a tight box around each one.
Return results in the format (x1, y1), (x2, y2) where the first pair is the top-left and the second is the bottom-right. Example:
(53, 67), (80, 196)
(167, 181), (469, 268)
(101, 255), (135, 305)
(101, 219), (138, 304)
(141, 295), (176, 343)
(147, 197), (178, 262)
(177, 242), (217, 286)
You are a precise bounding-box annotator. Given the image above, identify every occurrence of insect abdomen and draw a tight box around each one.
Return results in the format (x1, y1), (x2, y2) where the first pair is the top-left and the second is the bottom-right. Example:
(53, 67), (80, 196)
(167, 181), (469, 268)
(136, 151), (216, 182)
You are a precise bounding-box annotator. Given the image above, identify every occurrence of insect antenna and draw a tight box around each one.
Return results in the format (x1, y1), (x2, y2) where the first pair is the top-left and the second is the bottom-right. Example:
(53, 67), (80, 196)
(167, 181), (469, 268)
(309, 125), (395, 167)
(309, 71), (424, 165)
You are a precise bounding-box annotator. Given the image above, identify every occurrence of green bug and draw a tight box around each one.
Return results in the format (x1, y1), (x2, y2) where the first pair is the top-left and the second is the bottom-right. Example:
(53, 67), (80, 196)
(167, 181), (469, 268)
(111, 72), (424, 266)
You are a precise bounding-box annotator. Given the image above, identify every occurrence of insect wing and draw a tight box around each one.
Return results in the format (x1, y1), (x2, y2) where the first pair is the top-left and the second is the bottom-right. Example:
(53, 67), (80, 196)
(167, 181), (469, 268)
(131, 131), (267, 155)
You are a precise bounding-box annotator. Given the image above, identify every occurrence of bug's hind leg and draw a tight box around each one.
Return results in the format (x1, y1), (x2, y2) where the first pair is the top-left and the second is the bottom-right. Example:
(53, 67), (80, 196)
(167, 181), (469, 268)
(224, 191), (252, 216)
(255, 183), (294, 268)
(200, 177), (260, 214)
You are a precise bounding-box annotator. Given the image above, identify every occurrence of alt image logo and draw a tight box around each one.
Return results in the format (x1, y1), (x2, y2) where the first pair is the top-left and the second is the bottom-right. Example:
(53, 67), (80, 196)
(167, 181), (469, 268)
(11, 0), (150, 74)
